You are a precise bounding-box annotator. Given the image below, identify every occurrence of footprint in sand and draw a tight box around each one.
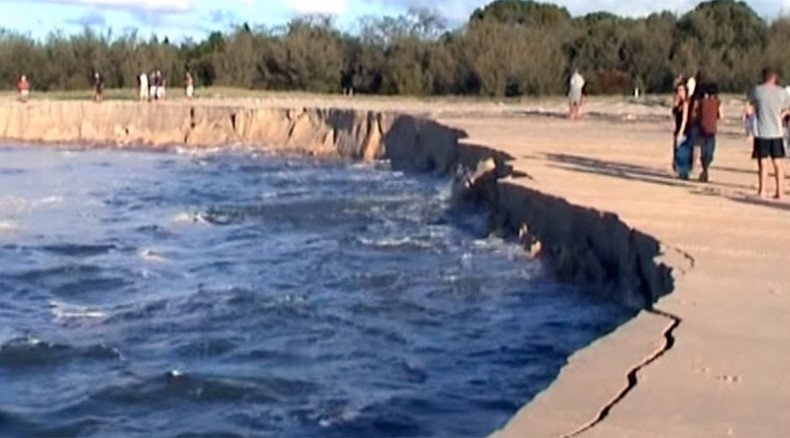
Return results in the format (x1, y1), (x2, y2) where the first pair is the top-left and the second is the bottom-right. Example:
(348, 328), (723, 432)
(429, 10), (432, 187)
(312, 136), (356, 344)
(716, 375), (741, 384)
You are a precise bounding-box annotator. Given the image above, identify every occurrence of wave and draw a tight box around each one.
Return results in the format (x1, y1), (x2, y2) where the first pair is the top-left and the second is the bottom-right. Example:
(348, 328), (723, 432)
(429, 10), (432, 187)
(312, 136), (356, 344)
(356, 236), (435, 251)
(138, 248), (168, 263)
(39, 243), (117, 258)
(171, 211), (212, 225)
(0, 195), (64, 215)
(174, 146), (225, 156)
(49, 300), (107, 323)
(87, 371), (320, 406)
(0, 337), (121, 369)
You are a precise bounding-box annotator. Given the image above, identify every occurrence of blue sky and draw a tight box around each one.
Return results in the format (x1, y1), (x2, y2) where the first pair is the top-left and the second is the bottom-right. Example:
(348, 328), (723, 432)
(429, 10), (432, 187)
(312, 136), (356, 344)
(0, 0), (788, 41)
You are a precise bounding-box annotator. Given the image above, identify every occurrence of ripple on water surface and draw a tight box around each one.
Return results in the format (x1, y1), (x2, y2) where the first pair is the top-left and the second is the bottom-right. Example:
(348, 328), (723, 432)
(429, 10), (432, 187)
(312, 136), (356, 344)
(0, 147), (635, 437)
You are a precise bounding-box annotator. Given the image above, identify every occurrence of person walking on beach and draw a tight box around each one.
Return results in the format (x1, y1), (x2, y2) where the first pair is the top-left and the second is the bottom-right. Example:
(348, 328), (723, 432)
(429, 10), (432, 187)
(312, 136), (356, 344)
(158, 72), (167, 101)
(748, 68), (790, 199)
(17, 74), (30, 103)
(694, 82), (723, 182)
(138, 71), (149, 102)
(185, 70), (194, 99)
(93, 72), (105, 103)
(568, 70), (585, 120)
(672, 82), (690, 173)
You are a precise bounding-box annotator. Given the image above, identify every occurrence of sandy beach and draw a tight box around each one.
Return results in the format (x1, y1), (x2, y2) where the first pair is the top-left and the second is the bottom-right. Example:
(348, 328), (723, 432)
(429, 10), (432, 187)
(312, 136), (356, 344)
(443, 112), (790, 437)
(2, 93), (788, 436)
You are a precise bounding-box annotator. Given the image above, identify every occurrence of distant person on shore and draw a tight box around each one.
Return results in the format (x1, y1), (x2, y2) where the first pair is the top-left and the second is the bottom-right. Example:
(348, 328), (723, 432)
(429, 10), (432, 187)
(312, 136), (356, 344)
(139, 71), (149, 102)
(185, 70), (194, 99)
(693, 82), (723, 182)
(341, 70), (354, 96)
(150, 70), (159, 101)
(672, 82), (690, 173)
(568, 70), (585, 120)
(747, 68), (790, 199)
(158, 72), (167, 100)
(17, 74), (30, 103)
(93, 72), (104, 103)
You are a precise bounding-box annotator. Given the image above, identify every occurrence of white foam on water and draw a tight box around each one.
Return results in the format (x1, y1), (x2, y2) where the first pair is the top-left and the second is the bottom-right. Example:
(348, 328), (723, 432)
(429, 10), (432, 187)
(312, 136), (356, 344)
(175, 146), (223, 157)
(357, 236), (433, 249)
(139, 248), (168, 263)
(49, 301), (107, 322)
(171, 211), (210, 225)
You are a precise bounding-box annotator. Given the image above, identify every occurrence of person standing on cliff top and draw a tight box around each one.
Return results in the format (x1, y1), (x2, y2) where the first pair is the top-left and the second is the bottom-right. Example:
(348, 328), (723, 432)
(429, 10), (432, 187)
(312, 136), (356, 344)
(568, 70), (585, 120)
(149, 70), (158, 101)
(158, 72), (167, 101)
(185, 70), (194, 99)
(93, 72), (105, 103)
(747, 67), (790, 199)
(138, 71), (149, 102)
(17, 74), (30, 103)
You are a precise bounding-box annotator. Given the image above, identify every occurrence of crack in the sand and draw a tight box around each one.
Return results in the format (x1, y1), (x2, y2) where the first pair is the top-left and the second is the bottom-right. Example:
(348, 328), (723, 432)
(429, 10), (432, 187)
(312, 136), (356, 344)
(562, 309), (682, 437)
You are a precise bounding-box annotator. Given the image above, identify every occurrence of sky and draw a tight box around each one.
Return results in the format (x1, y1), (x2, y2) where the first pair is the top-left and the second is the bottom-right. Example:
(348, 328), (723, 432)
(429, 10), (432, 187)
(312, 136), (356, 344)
(0, 0), (788, 41)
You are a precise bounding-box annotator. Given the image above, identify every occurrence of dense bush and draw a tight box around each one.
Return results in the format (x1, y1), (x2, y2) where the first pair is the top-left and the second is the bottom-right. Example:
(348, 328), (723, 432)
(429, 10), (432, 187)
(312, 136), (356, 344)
(0, 0), (787, 96)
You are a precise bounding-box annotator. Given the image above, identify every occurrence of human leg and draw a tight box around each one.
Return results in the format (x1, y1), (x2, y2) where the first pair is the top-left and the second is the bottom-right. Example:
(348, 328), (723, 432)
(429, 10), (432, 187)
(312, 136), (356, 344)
(773, 158), (785, 199)
(758, 158), (767, 197)
(754, 139), (768, 196)
(700, 136), (716, 182)
(769, 139), (787, 199)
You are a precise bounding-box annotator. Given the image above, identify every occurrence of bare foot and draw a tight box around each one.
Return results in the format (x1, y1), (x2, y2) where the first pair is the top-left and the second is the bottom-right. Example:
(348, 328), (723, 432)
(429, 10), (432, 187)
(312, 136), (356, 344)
(774, 193), (784, 200)
(758, 191), (768, 199)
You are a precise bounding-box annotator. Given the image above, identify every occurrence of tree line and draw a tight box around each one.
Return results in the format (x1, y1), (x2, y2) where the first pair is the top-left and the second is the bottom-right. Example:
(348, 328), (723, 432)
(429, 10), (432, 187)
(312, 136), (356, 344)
(0, 0), (787, 97)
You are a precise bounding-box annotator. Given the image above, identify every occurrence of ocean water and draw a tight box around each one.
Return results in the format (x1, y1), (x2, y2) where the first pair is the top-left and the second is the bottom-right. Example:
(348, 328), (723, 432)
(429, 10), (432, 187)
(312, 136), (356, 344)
(0, 146), (635, 437)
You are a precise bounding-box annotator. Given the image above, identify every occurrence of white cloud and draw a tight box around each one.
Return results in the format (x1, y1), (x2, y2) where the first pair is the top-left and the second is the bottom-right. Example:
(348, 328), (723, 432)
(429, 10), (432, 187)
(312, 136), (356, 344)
(286, 0), (347, 15)
(36, 0), (194, 12)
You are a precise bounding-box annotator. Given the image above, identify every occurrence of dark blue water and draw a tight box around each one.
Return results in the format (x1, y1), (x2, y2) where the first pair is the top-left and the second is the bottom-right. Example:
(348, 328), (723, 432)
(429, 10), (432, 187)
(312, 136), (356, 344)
(0, 147), (634, 437)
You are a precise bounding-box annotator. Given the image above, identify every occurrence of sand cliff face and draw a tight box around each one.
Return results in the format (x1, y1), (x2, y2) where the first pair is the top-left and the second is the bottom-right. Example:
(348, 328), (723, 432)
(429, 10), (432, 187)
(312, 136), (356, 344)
(0, 100), (672, 308)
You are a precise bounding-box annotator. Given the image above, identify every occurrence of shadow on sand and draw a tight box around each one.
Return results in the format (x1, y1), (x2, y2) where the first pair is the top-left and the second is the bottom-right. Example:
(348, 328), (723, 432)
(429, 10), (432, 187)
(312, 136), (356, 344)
(536, 152), (790, 213)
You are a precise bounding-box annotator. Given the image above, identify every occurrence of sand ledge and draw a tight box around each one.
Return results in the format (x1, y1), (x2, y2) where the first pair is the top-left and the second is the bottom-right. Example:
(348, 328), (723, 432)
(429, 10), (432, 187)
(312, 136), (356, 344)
(0, 99), (688, 437)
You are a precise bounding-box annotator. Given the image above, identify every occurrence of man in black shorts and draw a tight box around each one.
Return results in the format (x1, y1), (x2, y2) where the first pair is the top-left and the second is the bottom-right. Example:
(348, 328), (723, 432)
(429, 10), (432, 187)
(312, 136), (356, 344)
(748, 68), (790, 199)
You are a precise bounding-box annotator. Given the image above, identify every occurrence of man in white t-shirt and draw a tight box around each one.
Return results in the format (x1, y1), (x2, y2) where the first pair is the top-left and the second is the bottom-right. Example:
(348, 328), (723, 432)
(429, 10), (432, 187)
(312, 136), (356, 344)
(568, 70), (585, 120)
(748, 68), (790, 198)
(139, 72), (149, 102)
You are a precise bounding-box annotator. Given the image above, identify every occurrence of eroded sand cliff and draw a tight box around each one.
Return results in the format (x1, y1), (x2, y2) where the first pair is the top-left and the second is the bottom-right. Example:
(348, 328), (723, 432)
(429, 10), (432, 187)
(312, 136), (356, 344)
(0, 100), (672, 310)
